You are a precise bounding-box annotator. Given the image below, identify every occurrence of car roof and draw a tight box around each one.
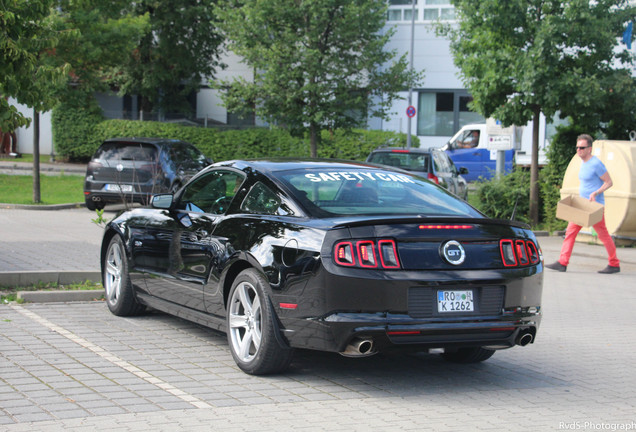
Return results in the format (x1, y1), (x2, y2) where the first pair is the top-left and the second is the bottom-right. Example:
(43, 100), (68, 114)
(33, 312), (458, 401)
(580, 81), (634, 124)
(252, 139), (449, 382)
(103, 137), (187, 146)
(369, 147), (437, 155)
(210, 158), (381, 174)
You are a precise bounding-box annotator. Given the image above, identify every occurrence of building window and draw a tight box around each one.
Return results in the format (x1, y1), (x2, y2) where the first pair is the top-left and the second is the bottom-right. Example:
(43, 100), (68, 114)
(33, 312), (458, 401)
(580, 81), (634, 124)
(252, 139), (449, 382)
(387, 0), (417, 22)
(387, 9), (402, 21)
(423, 0), (454, 21)
(387, 1), (455, 22)
(417, 91), (484, 136)
(439, 7), (455, 20)
(458, 95), (484, 128)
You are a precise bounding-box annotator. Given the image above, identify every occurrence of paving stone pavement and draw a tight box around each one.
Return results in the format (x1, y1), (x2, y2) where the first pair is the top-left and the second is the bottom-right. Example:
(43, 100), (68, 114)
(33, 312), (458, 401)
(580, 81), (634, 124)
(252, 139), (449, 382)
(0, 267), (635, 431)
(0, 208), (102, 273)
(1, 208), (636, 431)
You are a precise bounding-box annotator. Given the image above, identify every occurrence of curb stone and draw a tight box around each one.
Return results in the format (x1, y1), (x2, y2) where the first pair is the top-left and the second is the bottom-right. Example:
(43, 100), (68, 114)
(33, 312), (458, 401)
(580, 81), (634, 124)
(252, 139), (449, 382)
(17, 289), (104, 303)
(0, 202), (85, 210)
(0, 271), (101, 289)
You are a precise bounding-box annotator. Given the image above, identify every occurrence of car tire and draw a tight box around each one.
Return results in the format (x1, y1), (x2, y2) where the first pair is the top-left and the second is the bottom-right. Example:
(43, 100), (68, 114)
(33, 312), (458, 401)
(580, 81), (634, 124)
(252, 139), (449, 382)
(226, 269), (294, 375)
(441, 347), (495, 363)
(103, 235), (145, 317)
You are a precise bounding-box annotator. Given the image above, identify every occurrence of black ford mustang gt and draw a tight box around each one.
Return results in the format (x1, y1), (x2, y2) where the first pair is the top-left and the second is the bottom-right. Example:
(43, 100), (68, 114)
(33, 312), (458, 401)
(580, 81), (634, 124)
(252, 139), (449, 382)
(101, 159), (543, 375)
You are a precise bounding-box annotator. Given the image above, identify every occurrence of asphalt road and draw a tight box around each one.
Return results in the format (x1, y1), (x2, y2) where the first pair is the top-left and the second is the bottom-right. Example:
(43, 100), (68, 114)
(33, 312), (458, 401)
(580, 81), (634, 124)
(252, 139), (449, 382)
(1, 207), (635, 431)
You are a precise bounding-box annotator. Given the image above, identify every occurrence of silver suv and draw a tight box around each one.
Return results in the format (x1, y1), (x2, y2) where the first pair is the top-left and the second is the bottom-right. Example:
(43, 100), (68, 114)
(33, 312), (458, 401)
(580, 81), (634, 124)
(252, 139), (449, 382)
(366, 147), (469, 199)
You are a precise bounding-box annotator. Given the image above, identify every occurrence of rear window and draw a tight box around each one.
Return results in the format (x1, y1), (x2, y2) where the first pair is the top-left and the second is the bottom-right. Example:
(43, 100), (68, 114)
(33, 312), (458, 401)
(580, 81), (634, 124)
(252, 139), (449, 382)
(367, 151), (430, 173)
(95, 143), (157, 161)
(274, 168), (482, 218)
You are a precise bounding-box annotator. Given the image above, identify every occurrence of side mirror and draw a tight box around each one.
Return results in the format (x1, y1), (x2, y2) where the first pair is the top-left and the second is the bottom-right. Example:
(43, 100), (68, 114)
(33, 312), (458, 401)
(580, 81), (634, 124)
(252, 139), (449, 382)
(151, 194), (174, 209)
(459, 167), (469, 175)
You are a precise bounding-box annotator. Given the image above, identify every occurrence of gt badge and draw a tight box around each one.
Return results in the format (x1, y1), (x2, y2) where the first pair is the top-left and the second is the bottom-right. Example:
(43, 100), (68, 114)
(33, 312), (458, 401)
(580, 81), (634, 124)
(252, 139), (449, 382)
(441, 240), (465, 265)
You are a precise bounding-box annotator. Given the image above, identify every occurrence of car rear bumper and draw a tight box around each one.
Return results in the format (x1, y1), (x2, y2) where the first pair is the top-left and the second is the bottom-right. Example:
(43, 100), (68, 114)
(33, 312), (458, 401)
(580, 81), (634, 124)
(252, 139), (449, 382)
(274, 267), (543, 354)
(84, 179), (164, 206)
(85, 190), (152, 206)
(279, 308), (541, 353)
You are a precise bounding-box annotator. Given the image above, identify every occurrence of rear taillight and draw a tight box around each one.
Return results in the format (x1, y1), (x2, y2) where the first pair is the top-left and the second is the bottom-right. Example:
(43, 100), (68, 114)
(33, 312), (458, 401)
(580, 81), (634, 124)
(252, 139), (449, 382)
(334, 239), (401, 269)
(526, 241), (540, 264)
(335, 241), (355, 266)
(357, 241), (377, 268)
(427, 172), (439, 184)
(500, 239), (540, 267)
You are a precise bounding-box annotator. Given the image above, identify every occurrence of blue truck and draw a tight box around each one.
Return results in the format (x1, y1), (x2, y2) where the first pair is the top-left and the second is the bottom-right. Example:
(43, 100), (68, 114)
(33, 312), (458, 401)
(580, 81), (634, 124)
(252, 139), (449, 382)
(442, 122), (547, 182)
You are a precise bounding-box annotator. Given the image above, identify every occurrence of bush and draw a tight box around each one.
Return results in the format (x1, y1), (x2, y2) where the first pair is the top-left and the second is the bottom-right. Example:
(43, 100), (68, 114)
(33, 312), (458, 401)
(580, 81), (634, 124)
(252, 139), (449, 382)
(51, 99), (418, 162)
(55, 105), (415, 163)
(319, 129), (417, 160)
(51, 97), (104, 161)
(473, 169), (532, 223)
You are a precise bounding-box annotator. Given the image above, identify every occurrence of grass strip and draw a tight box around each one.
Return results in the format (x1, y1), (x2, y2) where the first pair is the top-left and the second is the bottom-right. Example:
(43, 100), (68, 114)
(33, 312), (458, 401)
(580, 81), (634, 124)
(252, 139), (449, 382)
(0, 174), (85, 205)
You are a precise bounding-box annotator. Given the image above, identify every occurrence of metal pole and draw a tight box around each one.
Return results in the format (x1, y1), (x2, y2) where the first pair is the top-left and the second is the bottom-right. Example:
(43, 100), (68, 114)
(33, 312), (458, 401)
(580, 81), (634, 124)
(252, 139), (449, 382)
(406, 0), (416, 149)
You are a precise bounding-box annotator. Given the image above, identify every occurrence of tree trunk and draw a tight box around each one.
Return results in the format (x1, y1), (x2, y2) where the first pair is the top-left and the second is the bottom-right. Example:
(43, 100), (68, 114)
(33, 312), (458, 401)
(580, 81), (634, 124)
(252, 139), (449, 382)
(310, 123), (318, 158)
(33, 109), (41, 204)
(529, 108), (540, 226)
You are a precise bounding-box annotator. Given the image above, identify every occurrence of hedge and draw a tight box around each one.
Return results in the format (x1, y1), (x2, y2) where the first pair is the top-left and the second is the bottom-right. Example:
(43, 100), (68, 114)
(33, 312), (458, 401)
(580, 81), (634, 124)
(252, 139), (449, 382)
(51, 99), (104, 160)
(53, 112), (418, 163)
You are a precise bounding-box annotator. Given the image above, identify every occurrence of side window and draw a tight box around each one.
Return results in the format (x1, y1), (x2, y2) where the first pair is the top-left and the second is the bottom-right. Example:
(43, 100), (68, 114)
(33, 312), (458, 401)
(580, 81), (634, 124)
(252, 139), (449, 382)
(170, 143), (205, 167)
(458, 130), (479, 148)
(433, 151), (450, 174)
(177, 170), (244, 214)
(445, 154), (459, 174)
(241, 182), (282, 215)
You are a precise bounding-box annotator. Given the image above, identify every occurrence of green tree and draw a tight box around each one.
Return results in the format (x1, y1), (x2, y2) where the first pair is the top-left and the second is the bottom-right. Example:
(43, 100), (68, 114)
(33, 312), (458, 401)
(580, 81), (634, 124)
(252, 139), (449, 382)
(48, 1), (149, 103)
(440, 0), (635, 226)
(0, 0), (67, 131)
(112, 0), (224, 116)
(1, 0), (71, 202)
(215, 0), (422, 157)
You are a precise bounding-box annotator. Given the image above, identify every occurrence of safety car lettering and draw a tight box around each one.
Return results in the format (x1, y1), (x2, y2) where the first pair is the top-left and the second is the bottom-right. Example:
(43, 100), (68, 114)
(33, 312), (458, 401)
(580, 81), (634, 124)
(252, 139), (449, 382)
(305, 172), (414, 183)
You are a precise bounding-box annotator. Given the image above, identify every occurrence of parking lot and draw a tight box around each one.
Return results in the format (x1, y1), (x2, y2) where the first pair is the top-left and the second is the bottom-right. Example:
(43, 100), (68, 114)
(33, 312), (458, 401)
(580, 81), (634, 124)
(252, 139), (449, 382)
(1, 208), (636, 431)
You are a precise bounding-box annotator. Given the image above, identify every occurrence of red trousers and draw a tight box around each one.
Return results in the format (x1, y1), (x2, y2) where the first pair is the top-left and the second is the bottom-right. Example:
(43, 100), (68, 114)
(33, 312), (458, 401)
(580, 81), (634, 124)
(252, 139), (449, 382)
(558, 214), (620, 267)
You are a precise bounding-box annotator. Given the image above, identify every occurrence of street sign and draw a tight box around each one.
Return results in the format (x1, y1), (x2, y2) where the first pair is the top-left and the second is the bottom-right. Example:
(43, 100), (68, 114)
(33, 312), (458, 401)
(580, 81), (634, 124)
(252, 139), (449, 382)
(487, 135), (513, 151)
(406, 106), (416, 118)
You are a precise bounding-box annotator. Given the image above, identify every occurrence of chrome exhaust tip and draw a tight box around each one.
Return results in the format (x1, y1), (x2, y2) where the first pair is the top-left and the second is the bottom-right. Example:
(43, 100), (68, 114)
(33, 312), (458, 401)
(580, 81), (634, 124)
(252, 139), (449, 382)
(516, 331), (534, 347)
(340, 338), (376, 357)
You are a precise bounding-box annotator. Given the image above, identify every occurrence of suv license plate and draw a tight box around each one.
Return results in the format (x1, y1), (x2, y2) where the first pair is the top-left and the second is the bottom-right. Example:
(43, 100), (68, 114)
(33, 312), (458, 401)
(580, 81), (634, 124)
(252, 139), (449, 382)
(437, 290), (474, 313)
(105, 184), (133, 192)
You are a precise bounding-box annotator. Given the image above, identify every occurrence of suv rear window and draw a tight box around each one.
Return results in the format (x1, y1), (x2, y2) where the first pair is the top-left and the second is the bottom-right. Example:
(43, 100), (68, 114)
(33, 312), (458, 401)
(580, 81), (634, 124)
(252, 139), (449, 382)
(94, 143), (158, 161)
(367, 151), (430, 173)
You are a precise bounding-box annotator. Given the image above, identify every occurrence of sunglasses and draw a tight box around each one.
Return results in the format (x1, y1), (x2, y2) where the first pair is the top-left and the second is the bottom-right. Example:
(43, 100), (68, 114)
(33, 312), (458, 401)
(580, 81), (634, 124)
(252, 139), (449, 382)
(576, 146), (590, 150)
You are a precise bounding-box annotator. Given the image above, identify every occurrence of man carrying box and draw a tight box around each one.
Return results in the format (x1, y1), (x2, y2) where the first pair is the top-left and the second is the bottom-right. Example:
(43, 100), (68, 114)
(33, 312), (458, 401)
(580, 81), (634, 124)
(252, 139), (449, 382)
(546, 134), (620, 274)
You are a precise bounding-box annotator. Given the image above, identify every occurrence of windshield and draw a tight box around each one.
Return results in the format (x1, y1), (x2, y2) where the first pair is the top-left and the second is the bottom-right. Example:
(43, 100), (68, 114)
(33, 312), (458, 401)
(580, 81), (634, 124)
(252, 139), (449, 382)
(274, 168), (482, 218)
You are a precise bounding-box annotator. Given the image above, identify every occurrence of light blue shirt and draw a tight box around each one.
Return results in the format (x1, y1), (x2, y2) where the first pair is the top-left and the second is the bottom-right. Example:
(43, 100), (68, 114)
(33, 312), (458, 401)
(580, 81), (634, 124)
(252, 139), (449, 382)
(579, 156), (607, 205)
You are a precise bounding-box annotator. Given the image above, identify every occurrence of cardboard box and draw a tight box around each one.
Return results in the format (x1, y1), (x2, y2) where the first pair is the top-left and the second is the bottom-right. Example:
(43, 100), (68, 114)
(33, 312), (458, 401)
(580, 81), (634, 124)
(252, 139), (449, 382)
(556, 195), (604, 227)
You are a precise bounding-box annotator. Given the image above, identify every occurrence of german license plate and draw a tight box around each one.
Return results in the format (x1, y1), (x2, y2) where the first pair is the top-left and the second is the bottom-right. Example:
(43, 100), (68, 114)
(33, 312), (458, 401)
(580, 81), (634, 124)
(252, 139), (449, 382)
(105, 184), (133, 192)
(437, 290), (474, 313)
